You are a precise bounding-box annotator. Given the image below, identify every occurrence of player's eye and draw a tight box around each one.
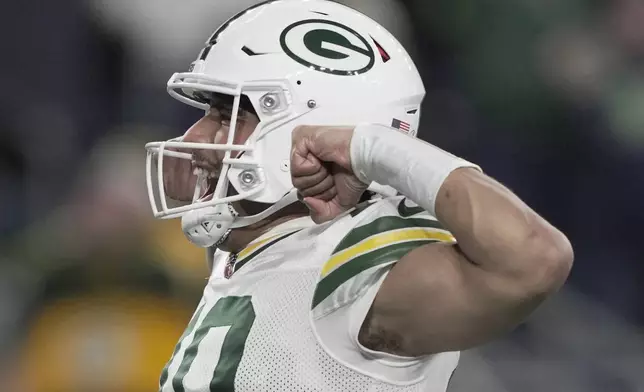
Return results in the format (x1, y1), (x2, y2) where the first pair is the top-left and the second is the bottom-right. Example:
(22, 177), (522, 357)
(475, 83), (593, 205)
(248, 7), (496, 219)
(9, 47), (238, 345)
(195, 91), (258, 120)
(219, 106), (234, 121)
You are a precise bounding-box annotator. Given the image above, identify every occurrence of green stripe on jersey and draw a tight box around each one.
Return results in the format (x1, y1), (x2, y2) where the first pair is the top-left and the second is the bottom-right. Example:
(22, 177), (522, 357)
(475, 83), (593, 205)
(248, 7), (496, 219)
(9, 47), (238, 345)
(312, 239), (438, 309)
(159, 304), (206, 388)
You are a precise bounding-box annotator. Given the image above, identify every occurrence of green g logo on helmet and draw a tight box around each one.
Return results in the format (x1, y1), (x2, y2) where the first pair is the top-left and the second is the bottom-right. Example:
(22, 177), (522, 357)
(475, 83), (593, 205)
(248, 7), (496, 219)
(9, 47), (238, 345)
(280, 19), (376, 76)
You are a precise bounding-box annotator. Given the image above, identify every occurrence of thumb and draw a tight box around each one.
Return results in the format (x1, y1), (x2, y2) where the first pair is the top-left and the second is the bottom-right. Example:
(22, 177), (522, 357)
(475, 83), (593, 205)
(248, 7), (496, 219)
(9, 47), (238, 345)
(303, 197), (334, 224)
(291, 140), (322, 177)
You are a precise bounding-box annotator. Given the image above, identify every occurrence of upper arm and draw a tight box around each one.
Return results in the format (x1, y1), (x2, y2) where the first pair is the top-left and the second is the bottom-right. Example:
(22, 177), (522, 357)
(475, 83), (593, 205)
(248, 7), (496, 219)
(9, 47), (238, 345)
(360, 171), (574, 356)
(363, 241), (558, 356)
(309, 200), (461, 382)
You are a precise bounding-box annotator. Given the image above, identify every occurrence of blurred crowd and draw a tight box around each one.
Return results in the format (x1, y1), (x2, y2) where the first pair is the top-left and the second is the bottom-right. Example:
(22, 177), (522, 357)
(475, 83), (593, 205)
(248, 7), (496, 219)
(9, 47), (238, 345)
(1, 0), (642, 391)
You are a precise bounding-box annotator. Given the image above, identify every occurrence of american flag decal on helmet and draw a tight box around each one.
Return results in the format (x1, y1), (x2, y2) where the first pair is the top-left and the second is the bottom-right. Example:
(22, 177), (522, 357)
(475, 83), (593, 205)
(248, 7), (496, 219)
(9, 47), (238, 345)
(392, 118), (411, 133)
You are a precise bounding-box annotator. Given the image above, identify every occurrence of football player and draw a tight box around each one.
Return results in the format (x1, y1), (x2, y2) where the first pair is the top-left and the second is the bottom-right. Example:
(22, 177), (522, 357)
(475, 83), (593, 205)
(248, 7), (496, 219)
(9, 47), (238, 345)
(145, 1), (574, 391)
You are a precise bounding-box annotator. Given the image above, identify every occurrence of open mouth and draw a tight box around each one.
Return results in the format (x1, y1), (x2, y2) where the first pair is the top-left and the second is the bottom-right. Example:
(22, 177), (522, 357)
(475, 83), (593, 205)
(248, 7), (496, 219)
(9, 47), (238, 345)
(197, 176), (218, 202)
(194, 148), (247, 203)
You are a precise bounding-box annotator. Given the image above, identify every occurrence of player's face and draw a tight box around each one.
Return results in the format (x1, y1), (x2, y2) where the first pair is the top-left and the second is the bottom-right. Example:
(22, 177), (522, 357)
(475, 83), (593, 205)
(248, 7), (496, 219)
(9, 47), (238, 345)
(183, 105), (259, 172)
(162, 96), (260, 203)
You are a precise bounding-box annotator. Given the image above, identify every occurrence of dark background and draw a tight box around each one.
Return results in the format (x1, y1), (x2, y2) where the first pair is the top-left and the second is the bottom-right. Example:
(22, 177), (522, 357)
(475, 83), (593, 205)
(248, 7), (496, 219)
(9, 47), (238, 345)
(1, 0), (642, 390)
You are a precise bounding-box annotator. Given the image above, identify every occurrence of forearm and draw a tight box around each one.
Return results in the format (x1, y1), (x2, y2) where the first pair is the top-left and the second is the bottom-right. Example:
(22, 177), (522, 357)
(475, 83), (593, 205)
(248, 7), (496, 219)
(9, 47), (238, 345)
(435, 168), (570, 282)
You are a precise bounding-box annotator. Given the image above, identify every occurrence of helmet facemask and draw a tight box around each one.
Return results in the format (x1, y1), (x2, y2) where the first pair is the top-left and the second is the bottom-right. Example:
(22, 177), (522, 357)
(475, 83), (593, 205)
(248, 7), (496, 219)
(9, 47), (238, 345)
(146, 66), (295, 219)
(145, 66), (303, 247)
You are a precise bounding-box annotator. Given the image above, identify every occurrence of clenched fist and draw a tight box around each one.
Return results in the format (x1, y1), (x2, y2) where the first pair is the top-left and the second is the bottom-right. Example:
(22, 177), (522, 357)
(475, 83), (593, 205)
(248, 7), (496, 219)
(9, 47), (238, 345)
(290, 126), (369, 223)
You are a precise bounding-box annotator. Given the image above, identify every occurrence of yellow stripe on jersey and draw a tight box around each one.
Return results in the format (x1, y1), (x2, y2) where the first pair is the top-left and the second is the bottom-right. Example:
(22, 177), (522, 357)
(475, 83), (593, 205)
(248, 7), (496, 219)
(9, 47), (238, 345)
(237, 233), (285, 261)
(312, 214), (455, 309)
(321, 228), (454, 277)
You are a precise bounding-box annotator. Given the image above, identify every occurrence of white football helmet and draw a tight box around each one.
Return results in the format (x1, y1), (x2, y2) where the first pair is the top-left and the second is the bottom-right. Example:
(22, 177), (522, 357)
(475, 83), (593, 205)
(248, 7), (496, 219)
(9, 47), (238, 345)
(145, 0), (425, 248)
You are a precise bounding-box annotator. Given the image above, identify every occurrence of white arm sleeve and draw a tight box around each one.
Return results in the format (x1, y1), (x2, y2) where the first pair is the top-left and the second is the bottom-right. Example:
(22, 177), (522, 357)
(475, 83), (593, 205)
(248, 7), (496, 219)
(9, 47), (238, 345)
(351, 124), (481, 217)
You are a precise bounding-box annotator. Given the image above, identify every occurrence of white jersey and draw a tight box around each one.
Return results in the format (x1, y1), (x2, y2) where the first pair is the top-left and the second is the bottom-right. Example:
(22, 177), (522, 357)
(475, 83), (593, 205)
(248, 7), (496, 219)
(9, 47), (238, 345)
(160, 196), (460, 392)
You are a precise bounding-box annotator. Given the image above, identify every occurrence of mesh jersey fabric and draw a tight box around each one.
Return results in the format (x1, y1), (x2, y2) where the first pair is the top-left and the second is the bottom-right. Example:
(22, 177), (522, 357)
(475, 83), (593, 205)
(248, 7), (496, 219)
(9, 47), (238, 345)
(160, 196), (459, 392)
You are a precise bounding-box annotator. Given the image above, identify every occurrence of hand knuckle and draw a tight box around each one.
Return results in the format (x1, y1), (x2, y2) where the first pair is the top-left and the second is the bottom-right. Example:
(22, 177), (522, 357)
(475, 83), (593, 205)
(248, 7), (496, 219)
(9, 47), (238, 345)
(292, 125), (307, 137)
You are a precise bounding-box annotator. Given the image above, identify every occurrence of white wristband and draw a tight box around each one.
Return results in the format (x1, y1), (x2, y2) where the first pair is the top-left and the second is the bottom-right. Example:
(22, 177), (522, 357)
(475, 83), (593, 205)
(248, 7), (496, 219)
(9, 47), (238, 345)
(350, 124), (481, 217)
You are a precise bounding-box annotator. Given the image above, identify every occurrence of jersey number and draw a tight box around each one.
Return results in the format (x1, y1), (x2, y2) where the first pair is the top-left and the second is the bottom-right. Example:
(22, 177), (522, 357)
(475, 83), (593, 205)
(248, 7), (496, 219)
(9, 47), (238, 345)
(159, 296), (256, 392)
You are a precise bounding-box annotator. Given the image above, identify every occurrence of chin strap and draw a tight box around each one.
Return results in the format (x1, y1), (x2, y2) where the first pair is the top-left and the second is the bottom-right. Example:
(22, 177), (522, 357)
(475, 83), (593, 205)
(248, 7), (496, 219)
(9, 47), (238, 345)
(181, 189), (300, 248)
(230, 190), (300, 228)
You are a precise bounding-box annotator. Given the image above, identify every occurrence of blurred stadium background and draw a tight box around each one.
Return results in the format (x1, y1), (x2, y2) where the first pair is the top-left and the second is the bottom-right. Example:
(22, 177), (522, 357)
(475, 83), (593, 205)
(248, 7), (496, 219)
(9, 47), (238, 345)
(1, 0), (643, 391)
